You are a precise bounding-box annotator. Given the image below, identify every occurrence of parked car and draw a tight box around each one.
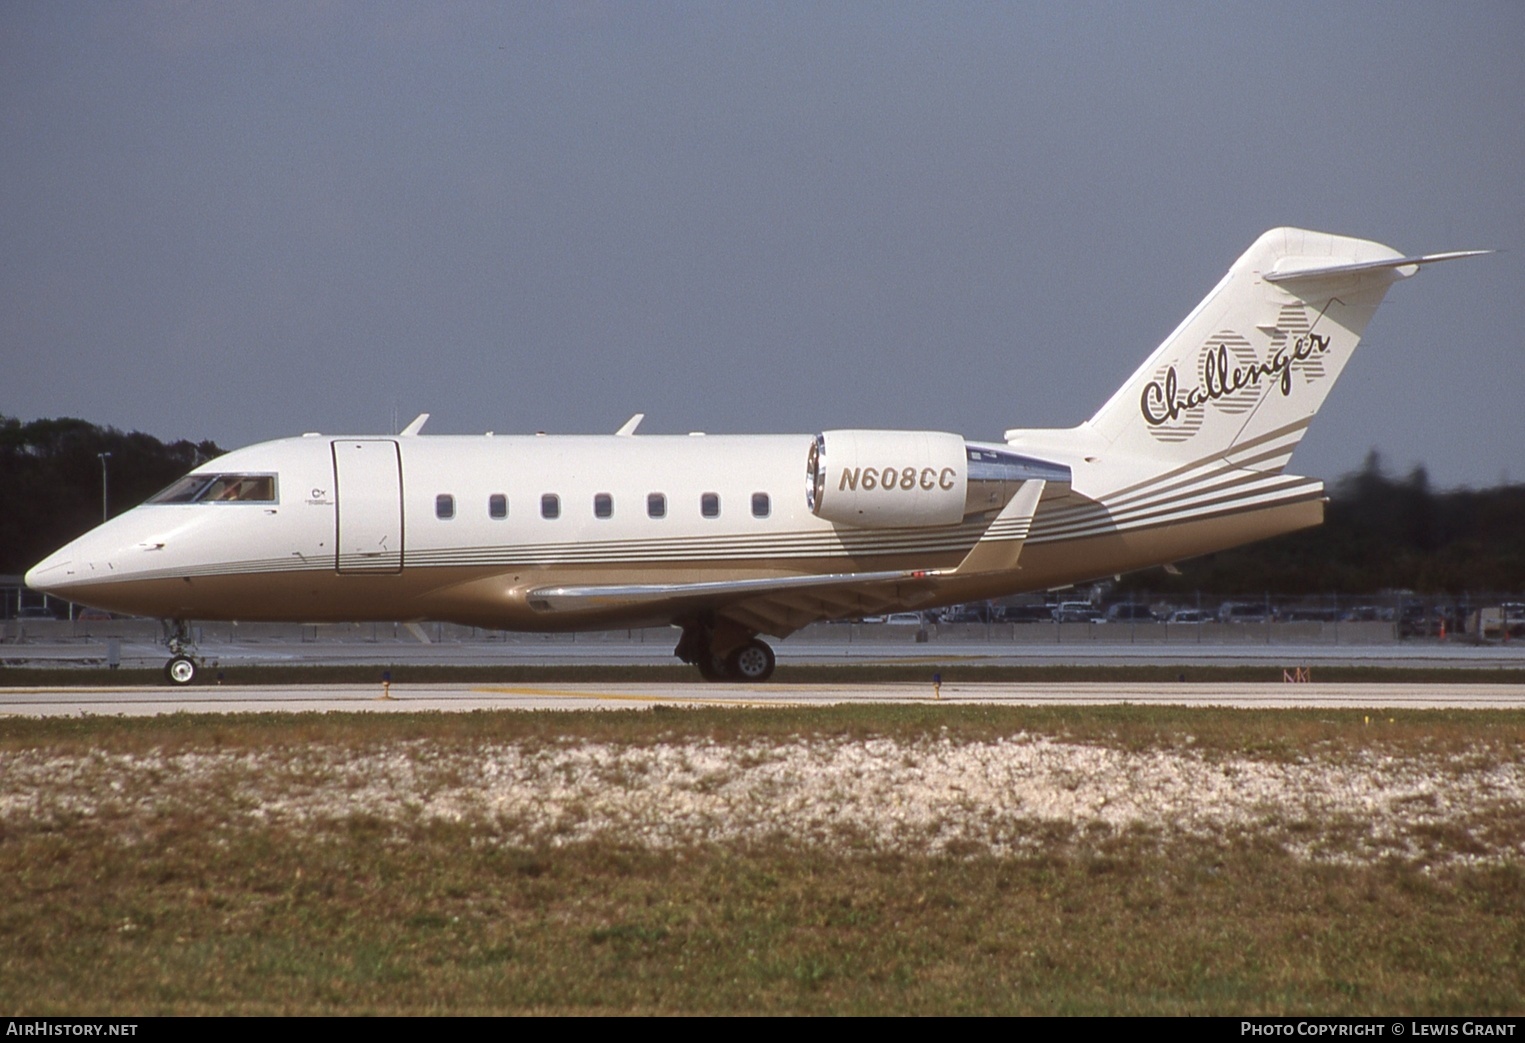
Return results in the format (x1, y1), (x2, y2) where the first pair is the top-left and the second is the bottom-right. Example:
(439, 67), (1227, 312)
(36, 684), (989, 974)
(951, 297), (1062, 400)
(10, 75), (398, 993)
(1105, 603), (1156, 622)
(1472, 603), (1525, 639)
(1000, 604), (1057, 624)
(1280, 606), (1340, 622)
(1053, 601), (1103, 623)
(1218, 602), (1271, 623)
(1167, 609), (1209, 624)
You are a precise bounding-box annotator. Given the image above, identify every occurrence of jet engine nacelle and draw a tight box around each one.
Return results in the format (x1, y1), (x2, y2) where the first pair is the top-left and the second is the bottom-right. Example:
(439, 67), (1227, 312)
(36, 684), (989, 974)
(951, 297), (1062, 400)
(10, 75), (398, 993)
(806, 430), (969, 528)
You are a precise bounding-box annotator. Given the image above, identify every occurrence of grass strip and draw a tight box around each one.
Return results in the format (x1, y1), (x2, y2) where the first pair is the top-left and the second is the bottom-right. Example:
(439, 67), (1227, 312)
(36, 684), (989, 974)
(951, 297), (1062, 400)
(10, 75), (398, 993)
(3, 707), (1522, 1014)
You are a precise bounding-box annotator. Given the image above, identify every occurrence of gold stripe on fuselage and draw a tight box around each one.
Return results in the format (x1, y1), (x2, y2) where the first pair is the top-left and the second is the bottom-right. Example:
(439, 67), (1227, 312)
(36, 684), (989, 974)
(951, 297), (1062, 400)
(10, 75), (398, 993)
(54, 494), (1322, 635)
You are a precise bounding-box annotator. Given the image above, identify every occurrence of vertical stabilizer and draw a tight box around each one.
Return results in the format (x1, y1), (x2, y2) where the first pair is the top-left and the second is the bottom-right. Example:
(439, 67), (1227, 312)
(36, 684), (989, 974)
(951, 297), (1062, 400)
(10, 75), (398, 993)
(1004, 231), (1482, 568)
(1086, 228), (1425, 475)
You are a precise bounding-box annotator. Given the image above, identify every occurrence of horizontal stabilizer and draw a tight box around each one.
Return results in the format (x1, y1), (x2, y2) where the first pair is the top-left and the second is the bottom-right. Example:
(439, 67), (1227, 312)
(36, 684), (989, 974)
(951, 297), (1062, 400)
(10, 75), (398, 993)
(1264, 249), (1491, 284)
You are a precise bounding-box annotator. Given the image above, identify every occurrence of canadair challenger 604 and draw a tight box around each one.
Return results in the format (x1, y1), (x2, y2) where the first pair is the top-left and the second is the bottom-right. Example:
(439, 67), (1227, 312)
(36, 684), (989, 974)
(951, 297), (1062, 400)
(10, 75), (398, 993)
(27, 229), (1485, 684)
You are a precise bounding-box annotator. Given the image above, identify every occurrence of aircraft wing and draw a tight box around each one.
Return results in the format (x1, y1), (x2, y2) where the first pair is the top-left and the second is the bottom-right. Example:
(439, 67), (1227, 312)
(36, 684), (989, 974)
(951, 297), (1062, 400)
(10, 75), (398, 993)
(527, 480), (1049, 637)
(528, 568), (943, 636)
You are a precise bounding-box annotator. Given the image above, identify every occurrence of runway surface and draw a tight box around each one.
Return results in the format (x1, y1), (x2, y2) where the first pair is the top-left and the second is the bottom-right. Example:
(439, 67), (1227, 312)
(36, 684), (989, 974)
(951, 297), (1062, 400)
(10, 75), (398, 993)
(11, 619), (1525, 671)
(4, 680), (1523, 715)
(11, 637), (1525, 671)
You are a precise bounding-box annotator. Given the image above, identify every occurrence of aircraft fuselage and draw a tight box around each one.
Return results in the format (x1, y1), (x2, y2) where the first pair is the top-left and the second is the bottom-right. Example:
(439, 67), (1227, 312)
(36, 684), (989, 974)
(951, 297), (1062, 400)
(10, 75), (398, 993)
(24, 428), (1320, 632)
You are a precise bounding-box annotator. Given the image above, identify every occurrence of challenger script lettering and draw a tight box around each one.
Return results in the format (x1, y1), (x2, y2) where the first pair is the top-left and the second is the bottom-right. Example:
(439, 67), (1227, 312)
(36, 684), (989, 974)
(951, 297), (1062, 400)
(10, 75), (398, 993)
(1140, 333), (1331, 426)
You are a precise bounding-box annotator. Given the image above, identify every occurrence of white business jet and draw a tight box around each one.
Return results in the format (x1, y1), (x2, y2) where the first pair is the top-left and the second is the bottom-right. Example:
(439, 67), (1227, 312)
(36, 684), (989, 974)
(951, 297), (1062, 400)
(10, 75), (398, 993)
(26, 229), (1484, 684)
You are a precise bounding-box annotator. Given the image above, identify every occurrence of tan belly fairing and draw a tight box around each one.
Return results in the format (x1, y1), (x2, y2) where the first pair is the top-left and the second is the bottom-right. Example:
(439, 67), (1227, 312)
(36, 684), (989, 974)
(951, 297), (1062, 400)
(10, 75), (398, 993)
(56, 498), (1322, 634)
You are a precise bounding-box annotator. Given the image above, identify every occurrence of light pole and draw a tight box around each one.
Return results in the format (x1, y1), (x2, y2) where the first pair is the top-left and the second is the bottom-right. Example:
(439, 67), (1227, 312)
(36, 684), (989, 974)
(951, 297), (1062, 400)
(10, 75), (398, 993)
(97, 452), (111, 522)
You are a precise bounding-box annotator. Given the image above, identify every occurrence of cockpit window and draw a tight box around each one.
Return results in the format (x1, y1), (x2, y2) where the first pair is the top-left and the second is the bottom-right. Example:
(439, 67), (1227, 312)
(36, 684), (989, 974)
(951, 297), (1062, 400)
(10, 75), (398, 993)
(148, 473), (278, 504)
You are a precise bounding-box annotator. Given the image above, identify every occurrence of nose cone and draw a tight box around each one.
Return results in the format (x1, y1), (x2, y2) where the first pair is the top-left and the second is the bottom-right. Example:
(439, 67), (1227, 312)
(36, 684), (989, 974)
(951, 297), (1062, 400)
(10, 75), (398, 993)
(25, 531), (111, 599)
(23, 505), (232, 619)
(23, 515), (161, 614)
(24, 548), (70, 594)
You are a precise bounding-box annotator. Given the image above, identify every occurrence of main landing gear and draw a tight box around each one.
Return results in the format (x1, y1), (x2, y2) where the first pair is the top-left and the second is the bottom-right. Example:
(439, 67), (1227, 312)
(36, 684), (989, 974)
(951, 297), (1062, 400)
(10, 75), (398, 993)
(674, 617), (776, 682)
(161, 619), (201, 686)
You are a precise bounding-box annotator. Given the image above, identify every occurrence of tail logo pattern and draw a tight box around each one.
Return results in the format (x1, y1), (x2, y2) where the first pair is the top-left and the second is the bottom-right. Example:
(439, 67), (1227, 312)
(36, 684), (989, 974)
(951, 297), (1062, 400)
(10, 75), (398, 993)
(1139, 303), (1330, 442)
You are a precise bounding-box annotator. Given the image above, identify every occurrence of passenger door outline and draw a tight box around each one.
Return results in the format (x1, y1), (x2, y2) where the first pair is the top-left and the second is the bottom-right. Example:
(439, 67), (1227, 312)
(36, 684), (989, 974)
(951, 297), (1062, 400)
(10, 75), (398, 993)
(332, 440), (404, 573)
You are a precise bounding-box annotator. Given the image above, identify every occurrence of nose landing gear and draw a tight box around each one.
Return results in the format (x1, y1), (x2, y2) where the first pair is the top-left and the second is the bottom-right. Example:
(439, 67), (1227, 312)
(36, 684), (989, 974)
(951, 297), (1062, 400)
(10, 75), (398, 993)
(161, 620), (201, 686)
(165, 654), (198, 685)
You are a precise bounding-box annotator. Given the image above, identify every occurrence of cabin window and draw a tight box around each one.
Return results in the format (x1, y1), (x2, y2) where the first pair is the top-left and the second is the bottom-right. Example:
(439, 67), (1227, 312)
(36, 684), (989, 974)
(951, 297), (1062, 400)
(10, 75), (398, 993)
(148, 473), (277, 504)
(541, 494), (560, 520)
(647, 493), (666, 519)
(594, 493), (613, 519)
(489, 494), (507, 519)
(751, 492), (770, 518)
(435, 494), (455, 520)
(701, 492), (720, 519)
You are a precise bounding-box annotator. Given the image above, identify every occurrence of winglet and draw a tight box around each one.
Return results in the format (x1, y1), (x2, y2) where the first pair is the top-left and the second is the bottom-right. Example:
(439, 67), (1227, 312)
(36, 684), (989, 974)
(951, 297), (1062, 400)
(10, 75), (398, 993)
(947, 480), (1047, 576)
(400, 413), (430, 436)
(616, 413), (645, 437)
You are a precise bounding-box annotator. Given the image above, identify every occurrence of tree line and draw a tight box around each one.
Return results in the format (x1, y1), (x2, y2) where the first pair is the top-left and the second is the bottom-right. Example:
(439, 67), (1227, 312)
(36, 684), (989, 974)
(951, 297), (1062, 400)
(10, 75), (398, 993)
(1117, 451), (1525, 596)
(3, 418), (1521, 594)
(1, 416), (222, 577)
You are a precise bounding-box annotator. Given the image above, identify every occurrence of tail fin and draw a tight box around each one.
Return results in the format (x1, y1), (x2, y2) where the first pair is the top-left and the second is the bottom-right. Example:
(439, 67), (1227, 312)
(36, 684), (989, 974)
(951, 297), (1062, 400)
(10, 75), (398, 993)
(1083, 228), (1483, 474)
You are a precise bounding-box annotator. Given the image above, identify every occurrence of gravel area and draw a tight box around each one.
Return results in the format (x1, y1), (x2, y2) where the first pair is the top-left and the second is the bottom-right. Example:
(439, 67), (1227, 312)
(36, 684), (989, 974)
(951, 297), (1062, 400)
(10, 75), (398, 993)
(4, 735), (1520, 863)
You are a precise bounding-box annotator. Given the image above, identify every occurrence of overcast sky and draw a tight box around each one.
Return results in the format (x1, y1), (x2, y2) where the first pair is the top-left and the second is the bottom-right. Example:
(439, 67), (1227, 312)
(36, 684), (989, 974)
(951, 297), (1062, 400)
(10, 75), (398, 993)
(4, 2), (1521, 488)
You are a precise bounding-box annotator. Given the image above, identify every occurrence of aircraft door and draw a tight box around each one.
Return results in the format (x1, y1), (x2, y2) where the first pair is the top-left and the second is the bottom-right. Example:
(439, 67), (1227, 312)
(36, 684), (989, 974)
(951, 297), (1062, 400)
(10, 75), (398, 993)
(332, 440), (404, 573)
